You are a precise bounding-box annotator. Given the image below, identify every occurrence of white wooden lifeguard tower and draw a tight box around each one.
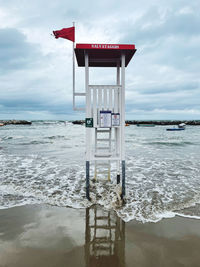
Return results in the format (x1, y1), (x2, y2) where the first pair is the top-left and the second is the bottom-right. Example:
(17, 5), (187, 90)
(74, 43), (136, 200)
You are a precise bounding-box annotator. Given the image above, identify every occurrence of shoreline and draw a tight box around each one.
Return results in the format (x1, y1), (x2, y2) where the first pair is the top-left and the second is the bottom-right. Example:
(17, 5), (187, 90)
(1, 119), (200, 126)
(1, 204), (200, 266)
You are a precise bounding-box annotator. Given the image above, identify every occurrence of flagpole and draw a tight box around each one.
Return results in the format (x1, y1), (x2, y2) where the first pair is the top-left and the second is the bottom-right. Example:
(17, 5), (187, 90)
(72, 22), (75, 110)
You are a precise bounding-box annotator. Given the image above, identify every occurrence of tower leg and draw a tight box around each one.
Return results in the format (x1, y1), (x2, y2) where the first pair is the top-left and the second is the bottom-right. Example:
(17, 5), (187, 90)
(117, 160), (120, 184)
(86, 161), (90, 200)
(122, 160), (125, 199)
(117, 174), (120, 184)
(94, 161), (97, 181)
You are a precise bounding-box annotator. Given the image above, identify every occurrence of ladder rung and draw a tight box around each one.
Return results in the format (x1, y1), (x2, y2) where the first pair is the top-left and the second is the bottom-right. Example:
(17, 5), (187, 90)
(74, 92), (86, 96)
(95, 163), (110, 166)
(96, 216), (109, 220)
(97, 129), (111, 133)
(94, 239), (114, 244)
(91, 225), (116, 229)
(92, 157), (120, 161)
(96, 147), (110, 150)
(97, 170), (109, 174)
(73, 107), (85, 111)
(97, 139), (110, 141)
(95, 155), (111, 158)
(93, 246), (110, 251)
(94, 153), (112, 157)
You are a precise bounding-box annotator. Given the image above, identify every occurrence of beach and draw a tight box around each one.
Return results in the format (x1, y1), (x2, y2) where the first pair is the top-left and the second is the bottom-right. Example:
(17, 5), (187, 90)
(0, 204), (200, 267)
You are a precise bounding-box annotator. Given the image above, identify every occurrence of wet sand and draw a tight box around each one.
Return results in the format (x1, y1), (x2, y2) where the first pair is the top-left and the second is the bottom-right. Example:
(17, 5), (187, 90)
(0, 205), (200, 267)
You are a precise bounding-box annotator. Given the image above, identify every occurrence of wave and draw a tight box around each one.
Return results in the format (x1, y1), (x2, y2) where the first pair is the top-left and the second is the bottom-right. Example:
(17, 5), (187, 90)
(1, 136), (13, 140)
(1, 125), (200, 223)
(1, 153), (200, 223)
(19, 140), (53, 145)
(1, 180), (200, 223)
(147, 141), (195, 146)
(45, 135), (68, 140)
(32, 120), (68, 125)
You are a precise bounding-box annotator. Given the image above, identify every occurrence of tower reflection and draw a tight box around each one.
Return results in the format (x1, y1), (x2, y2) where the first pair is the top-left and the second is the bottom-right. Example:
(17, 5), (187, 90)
(85, 205), (125, 267)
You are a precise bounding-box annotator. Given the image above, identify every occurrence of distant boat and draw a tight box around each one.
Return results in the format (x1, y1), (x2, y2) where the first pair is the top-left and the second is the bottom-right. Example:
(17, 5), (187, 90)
(178, 123), (186, 129)
(166, 123), (186, 131)
(137, 124), (155, 127)
(125, 123), (130, 126)
(166, 128), (185, 131)
(0, 123), (4, 127)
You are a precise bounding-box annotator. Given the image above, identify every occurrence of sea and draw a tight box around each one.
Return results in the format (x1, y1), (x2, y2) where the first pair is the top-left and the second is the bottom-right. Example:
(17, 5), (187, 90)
(0, 121), (200, 223)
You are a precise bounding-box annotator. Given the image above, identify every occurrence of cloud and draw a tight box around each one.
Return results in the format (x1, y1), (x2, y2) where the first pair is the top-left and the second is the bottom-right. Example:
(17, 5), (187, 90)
(126, 107), (200, 120)
(0, 0), (199, 120)
(0, 28), (41, 74)
(132, 81), (199, 95)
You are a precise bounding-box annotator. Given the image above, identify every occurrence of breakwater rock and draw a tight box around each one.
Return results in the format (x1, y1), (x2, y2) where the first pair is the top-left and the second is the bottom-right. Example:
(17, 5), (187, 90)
(71, 120), (200, 126)
(125, 120), (200, 126)
(0, 120), (32, 126)
(71, 120), (84, 125)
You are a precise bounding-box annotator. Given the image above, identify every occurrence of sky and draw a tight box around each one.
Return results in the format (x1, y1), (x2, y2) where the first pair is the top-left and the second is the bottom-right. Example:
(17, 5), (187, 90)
(0, 0), (200, 120)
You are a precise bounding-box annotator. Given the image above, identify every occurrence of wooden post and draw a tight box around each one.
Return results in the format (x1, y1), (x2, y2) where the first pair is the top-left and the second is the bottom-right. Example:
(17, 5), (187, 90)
(121, 54), (126, 198)
(116, 62), (120, 184)
(86, 161), (90, 200)
(85, 51), (91, 200)
(122, 160), (125, 198)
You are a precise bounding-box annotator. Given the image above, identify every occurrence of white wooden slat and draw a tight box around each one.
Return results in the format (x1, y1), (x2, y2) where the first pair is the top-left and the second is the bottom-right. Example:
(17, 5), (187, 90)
(93, 88), (97, 127)
(109, 89), (112, 111)
(104, 88), (107, 110)
(98, 88), (102, 110)
(114, 87), (118, 113)
(98, 88), (102, 125)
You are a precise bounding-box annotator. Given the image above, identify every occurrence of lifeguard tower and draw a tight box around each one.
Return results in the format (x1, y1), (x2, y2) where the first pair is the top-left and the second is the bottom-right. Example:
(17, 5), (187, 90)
(74, 43), (136, 200)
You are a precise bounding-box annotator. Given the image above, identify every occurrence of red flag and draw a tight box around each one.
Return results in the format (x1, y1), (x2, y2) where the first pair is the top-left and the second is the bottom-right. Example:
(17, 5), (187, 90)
(53, 27), (75, 42)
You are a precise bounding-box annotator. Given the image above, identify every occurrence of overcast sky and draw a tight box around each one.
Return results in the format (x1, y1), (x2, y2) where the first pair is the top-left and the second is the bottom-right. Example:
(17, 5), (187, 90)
(0, 0), (200, 120)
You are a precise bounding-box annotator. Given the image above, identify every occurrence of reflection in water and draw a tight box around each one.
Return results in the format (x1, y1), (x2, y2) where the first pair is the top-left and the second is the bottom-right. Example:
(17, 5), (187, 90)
(85, 206), (125, 267)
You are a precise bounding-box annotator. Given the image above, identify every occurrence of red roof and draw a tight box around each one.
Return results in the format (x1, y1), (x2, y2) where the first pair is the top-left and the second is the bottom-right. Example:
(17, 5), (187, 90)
(75, 43), (136, 67)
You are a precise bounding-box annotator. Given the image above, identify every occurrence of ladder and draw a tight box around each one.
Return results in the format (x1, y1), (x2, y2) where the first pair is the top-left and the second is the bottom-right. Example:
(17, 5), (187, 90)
(91, 208), (114, 256)
(85, 206), (125, 267)
(94, 128), (112, 181)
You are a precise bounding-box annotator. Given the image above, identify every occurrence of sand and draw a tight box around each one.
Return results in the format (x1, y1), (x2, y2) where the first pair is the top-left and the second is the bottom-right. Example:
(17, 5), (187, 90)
(0, 204), (200, 267)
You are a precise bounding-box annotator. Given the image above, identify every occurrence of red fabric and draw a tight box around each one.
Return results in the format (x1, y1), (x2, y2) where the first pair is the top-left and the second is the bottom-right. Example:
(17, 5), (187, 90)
(53, 27), (75, 42)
